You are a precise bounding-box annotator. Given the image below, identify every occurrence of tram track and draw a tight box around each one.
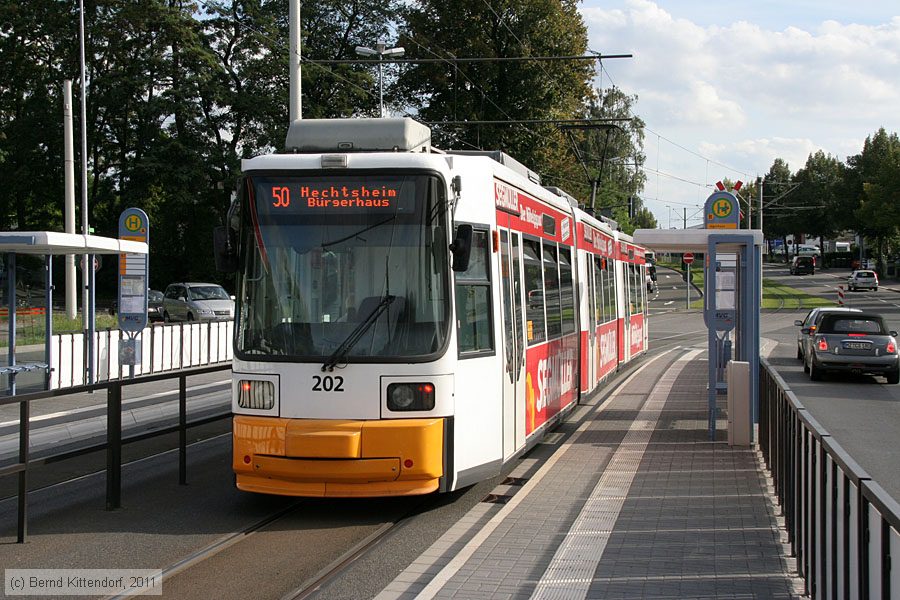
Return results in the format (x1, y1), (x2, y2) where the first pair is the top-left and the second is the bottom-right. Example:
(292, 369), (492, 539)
(131, 487), (440, 600)
(106, 500), (308, 600)
(284, 496), (433, 600)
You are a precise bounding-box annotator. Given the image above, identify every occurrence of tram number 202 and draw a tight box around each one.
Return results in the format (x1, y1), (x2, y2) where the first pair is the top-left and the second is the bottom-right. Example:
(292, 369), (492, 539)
(312, 375), (344, 392)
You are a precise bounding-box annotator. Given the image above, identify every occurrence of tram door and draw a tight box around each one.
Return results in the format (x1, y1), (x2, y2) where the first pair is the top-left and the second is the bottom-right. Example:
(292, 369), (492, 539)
(500, 229), (526, 459)
(585, 254), (598, 388)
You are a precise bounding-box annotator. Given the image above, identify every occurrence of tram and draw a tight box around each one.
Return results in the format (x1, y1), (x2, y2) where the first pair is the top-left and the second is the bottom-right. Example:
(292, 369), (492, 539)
(215, 118), (648, 497)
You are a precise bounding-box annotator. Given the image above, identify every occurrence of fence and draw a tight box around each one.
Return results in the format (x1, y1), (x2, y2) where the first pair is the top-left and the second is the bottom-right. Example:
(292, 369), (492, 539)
(50, 320), (234, 389)
(759, 358), (899, 599)
(0, 364), (232, 543)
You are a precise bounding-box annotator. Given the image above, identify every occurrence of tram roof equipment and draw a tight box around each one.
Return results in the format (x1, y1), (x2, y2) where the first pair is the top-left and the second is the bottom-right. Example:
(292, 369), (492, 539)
(285, 117), (432, 154)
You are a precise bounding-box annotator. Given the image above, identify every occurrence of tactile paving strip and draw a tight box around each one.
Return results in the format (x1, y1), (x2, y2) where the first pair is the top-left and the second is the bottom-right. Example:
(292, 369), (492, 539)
(529, 350), (701, 600)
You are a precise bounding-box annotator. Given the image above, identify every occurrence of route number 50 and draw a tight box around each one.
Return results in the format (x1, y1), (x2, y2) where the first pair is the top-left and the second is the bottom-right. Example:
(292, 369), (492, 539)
(272, 186), (290, 208)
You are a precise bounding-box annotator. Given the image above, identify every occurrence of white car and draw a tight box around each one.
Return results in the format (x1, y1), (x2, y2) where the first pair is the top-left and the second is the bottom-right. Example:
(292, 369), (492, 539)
(848, 270), (878, 291)
(163, 282), (235, 322)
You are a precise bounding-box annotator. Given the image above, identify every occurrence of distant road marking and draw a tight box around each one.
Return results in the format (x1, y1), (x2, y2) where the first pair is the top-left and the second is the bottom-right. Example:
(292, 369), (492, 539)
(664, 301), (674, 306)
(672, 286), (678, 290)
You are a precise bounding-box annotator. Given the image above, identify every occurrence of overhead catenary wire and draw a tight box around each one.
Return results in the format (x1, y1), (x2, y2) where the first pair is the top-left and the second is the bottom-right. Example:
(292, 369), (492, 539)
(202, 0), (744, 213)
(312, 54), (631, 64)
(588, 48), (753, 205)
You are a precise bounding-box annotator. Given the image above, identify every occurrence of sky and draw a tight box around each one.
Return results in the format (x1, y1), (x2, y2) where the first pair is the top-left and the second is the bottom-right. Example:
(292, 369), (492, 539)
(578, 1), (900, 229)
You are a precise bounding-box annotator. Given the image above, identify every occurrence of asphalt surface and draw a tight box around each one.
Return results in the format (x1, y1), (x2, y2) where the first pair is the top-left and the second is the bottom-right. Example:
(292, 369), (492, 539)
(755, 262), (900, 502)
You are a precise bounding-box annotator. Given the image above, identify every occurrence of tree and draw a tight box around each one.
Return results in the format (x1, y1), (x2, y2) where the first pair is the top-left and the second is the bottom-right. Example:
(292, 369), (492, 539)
(849, 128), (900, 271)
(567, 87), (647, 218)
(0, 0), (75, 231)
(790, 151), (845, 264)
(760, 158), (796, 259)
(395, 0), (594, 199)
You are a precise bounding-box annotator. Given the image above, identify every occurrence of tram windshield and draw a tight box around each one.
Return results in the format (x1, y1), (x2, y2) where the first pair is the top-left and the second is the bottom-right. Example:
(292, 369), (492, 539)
(236, 173), (450, 362)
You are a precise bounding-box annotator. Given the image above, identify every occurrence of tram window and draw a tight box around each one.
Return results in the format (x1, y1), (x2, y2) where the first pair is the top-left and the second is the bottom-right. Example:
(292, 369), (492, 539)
(593, 258), (604, 325)
(640, 265), (647, 313)
(523, 237), (546, 345)
(608, 261), (616, 321)
(628, 264), (637, 315)
(455, 229), (493, 356)
(543, 243), (562, 339)
(500, 230), (514, 369)
(463, 228), (489, 280)
(456, 286), (492, 353)
(559, 246), (576, 335)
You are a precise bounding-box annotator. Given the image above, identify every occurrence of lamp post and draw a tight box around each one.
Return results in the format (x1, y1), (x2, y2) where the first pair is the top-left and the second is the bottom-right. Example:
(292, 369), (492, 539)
(355, 42), (405, 117)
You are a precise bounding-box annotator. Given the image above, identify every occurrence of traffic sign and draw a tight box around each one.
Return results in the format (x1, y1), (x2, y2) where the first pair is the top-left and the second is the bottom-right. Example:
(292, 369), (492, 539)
(79, 255), (102, 271)
(683, 252), (695, 264)
(704, 189), (740, 229)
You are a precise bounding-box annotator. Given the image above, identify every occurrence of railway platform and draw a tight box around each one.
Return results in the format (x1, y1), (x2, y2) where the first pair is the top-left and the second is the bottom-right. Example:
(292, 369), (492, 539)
(374, 347), (805, 600)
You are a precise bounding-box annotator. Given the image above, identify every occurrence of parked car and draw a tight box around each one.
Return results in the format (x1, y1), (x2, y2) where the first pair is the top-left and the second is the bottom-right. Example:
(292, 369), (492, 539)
(147, 289), (165, 322)
(804, 312), (899, 383)
(163, 282), (234, 322)
(795, 307), (861, 360)
(790, 256), (815, 275)
(847, 269), (878, 291)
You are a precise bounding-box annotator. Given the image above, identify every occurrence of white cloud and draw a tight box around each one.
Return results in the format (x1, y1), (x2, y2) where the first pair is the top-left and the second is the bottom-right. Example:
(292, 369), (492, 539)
(580, 1), (900, 226)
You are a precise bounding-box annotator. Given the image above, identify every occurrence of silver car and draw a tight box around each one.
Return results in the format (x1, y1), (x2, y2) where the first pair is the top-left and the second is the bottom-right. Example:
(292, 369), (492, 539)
(795, 307), (861, 360)
(847, 269), (878, 291)
(163, 282), (234, 322)
(805, 312), (899, 383)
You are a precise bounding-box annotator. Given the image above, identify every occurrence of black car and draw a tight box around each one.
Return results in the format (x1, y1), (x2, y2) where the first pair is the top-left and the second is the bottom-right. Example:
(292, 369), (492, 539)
(147, 289), (165, 322)
(805, 312), (900, 383)
(790, 256), (815, 275)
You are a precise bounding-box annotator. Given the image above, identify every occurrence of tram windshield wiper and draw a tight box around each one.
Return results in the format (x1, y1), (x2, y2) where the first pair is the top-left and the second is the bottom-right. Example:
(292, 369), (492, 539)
(321, 295), (396, 371)
(321, 215), (396, 249)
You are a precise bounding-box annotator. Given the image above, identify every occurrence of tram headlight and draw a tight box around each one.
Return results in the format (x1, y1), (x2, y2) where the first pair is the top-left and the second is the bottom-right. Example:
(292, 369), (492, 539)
(237, 379), (275, 410)
(387, 383), (435, 412)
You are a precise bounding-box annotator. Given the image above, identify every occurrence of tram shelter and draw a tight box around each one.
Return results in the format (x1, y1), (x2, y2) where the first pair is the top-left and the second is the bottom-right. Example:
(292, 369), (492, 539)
(634, 227), (763, 441)
(0, 231), (148, 394)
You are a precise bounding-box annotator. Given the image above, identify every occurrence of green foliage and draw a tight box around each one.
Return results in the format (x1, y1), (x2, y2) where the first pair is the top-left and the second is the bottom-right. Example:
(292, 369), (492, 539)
(0, 0), (397, 294)
(762, 127), (900, 273)
(395, 0), (597, 203)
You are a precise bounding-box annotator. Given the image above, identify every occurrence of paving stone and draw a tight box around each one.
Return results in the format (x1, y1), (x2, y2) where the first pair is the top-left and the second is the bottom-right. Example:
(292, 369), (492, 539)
(375, 355), (803, 599)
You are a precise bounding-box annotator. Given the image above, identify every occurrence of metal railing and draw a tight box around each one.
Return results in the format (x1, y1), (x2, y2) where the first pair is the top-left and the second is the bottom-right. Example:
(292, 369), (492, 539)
(0, 363), (232, 543)
(759, 358), (899, 599)
(51, 320), (234, 388)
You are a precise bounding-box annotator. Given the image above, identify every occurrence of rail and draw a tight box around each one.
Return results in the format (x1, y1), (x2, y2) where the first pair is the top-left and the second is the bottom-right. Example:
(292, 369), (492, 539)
(0, 363), (232, 543)
(51, 320), (234, 388)
(759, 358), (899, 599)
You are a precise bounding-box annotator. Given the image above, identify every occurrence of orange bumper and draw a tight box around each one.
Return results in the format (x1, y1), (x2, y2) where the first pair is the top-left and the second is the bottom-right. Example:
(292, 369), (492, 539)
(233, 416), (444, 497)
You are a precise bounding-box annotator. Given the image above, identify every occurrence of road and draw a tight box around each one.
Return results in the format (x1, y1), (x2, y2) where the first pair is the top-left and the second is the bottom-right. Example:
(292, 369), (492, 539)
(753, 263), (900, 501)
(645, 262), (900, 502)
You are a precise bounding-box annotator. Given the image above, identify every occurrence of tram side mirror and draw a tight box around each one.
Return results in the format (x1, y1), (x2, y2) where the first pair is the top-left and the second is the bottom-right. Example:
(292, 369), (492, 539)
(213, 226), (238, 273)
(450, 224), (473, 272)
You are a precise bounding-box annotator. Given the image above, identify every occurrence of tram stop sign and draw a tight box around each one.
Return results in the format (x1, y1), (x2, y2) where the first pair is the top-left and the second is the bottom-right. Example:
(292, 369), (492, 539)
(117, 208), (150, 333)
(683, 252), (695, 264)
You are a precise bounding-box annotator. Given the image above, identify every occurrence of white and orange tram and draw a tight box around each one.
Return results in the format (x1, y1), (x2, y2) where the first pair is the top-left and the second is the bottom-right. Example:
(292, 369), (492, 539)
(218, 118), (648, 497)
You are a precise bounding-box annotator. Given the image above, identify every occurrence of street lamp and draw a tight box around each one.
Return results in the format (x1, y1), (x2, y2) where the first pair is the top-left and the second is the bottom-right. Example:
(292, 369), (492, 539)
(355, 42), (405, 117)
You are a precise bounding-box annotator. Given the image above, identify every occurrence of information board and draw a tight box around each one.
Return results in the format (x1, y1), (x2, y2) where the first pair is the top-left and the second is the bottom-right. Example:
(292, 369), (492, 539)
(118, 208), (149, 333)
